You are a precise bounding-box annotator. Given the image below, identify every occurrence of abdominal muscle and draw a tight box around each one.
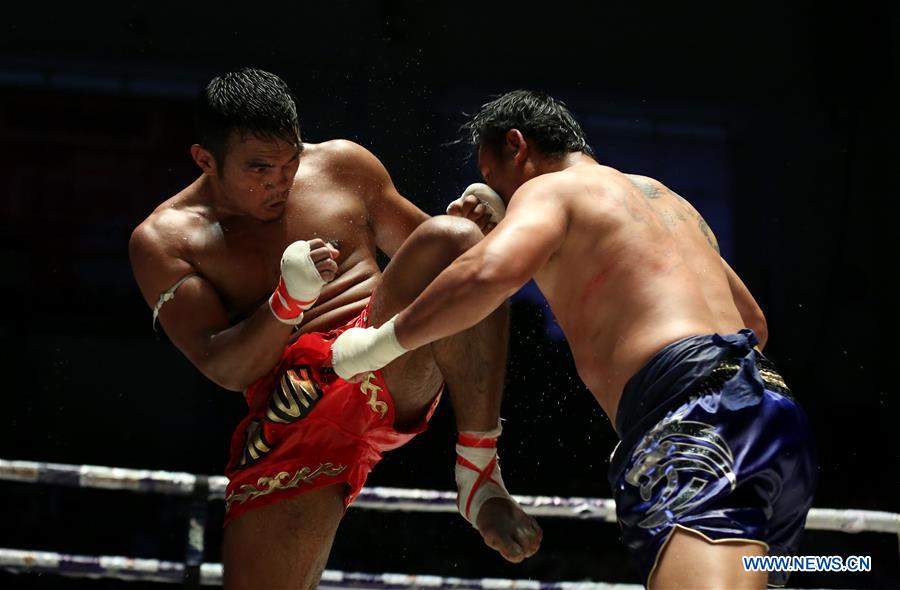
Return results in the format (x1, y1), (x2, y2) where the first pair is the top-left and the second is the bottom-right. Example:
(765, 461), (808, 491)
(292, 258), (380, 338)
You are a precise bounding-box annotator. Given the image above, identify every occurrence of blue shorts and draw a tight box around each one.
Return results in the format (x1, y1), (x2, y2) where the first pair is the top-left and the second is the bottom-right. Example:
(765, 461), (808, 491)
(608, 330), (817, 587)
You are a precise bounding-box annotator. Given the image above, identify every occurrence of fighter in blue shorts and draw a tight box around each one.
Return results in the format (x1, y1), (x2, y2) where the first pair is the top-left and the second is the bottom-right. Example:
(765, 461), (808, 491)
(330, 90), (818, 588)
(611, 329), (815, 587)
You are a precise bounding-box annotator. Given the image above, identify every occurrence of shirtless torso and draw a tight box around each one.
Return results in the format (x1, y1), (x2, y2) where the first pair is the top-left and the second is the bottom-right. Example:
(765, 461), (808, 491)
(524, 161), (761, 422)
(344, 147), (778, 590)
(130, 132), (542, 588)
(131, 139), (420, 360)
(334, 92), (804, 590)
(377, 152), (767, 426)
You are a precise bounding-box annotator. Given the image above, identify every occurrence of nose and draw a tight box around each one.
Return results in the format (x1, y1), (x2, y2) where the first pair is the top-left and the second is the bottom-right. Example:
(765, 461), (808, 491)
(278, 167), (293, 189)
(265, 169), (293, 191)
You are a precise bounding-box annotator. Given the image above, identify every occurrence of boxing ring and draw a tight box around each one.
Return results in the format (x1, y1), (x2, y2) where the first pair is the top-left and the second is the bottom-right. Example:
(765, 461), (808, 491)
(1, 458), (898, 588)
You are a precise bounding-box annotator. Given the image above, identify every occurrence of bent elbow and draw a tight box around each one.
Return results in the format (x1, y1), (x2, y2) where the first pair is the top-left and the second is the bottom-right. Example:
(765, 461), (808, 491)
(204, 366), (248, 392)
(214, 374), (250, 393)
(199, 356), (256, 392)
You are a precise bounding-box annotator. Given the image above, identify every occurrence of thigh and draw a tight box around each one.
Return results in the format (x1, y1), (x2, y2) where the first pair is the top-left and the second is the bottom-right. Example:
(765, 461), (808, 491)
(222, 483), (348, 590)
(369, 216), (482, 425)
(369, 215), (481, 326)
(650, 526), (767, 590)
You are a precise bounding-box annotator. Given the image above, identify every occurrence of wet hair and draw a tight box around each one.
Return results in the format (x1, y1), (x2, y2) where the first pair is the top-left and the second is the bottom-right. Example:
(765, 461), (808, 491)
(460, 90), (593, 158)
(195, 68), (301, 164)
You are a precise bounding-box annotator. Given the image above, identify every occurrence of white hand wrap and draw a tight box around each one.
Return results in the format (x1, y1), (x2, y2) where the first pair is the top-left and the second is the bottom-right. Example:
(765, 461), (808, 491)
(446, 183), (506, 224)
(331, 315), (409, 380)
(455, 423), (513, 528)
(269, 240), (327, 325)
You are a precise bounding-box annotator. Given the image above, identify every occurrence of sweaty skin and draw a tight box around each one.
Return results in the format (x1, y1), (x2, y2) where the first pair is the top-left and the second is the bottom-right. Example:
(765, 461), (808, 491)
(130, 138), (421, 391)
(391, 152), (766, 428)
(130, 134), (541, 587)
(374, 143), (771, 589)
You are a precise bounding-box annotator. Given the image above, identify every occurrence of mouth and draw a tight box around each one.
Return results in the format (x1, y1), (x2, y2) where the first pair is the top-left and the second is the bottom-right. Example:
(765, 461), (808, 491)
(263, 190), (290, 209)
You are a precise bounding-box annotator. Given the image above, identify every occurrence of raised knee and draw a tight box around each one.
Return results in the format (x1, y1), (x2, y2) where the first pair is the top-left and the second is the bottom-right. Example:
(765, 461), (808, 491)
(418, 215), (483, 255)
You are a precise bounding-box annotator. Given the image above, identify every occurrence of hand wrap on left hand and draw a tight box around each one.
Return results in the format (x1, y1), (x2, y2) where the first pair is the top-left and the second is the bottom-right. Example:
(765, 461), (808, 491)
(331, 315), (409, 380)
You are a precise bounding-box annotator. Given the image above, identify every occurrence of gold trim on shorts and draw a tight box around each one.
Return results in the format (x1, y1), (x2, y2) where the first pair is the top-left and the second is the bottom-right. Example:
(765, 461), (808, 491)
(225, 462), (348, 512)
(646, 523), (770, 589)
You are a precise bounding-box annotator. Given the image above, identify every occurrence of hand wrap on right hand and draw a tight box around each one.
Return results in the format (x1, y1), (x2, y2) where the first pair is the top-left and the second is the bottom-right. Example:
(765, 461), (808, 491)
(269, 240), (327, 325)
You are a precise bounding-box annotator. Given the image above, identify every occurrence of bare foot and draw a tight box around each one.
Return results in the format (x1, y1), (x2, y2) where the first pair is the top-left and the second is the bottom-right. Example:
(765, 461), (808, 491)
(475, 497), (543, 562)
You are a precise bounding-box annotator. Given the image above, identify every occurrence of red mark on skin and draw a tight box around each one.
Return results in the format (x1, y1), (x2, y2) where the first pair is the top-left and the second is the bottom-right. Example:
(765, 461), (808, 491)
(579, 265), (613, 305)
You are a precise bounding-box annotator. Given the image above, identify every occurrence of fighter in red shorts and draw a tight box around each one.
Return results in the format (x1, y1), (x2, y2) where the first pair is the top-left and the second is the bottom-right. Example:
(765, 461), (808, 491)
(129, 69), (541, 589)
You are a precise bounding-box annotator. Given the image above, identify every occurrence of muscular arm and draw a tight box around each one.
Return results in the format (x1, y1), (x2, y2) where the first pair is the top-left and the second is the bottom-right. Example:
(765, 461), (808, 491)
(129, 223), (293, 391)
(336, 141), (429, 258)
(393, 181), (568, 350)
(721, 257), (768, 350)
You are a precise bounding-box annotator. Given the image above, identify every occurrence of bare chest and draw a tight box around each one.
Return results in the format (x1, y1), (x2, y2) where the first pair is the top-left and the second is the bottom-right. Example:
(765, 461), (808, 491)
(188, 190), (372, 317)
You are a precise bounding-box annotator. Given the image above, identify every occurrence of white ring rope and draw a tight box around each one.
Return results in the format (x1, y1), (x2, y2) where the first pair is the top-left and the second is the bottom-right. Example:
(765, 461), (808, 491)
(2, 458), (898, 535)
(1, 458), (893, 588)
(0, 549), (641, 589)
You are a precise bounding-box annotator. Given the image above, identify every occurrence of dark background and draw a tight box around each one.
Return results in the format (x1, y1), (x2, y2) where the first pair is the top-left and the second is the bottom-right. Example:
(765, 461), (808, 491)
(1, 1), (898, 588)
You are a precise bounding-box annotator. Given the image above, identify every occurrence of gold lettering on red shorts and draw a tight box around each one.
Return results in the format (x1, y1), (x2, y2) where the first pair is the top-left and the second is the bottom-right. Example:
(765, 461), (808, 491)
(235, 367), (324, 470)
(225, 462), (348, 512)
(360, 372), (388, 418)
(267, 366), (323, 424)
(237, 419), (272, 469)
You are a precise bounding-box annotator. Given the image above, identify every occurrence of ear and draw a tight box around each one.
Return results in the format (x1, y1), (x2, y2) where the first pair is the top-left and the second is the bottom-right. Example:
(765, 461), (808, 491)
(505, 129), (528, 165)
(191, 144), (219, 176)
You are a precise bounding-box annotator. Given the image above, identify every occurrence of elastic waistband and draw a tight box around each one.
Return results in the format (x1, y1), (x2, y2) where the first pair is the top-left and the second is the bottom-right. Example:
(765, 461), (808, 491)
(614, 329), (790, 440)
(680, 354), (790, 401)
(608, 329), (792, 484)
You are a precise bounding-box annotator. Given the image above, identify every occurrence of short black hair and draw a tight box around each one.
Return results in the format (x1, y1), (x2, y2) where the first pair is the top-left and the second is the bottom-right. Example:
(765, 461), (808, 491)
(461, 90), (593, 158)
(195, 68), (301, 164)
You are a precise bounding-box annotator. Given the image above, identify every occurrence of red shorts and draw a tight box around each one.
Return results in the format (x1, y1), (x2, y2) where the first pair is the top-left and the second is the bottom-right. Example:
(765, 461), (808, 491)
(224, 305), (442, 526)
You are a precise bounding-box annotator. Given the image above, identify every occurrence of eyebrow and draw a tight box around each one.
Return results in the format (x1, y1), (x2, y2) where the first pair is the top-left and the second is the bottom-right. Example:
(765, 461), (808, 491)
(247, 151), (300, 167)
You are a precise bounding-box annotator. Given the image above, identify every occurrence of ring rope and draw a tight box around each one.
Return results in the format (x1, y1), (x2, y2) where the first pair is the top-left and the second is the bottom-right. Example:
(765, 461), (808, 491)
(2, 458), (898, 534)
(0, 548), (641, 589)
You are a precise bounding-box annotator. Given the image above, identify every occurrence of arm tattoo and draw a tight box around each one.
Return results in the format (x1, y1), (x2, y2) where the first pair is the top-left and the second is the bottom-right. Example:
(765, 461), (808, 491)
(618, 192), (647, 222)
(661, 209), (677, 227)
(627, 175), (662, 199)
(668, 186), (720, 252)
(698, 217), (720, 253)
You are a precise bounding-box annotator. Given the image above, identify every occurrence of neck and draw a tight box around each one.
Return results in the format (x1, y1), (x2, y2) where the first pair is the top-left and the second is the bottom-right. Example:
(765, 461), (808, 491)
(198, 174), (245, 220)
(533, 151), (595, 175)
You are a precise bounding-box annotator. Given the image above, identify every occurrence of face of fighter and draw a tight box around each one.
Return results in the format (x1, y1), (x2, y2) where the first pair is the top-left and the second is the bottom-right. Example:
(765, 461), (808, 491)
(477, 129), (532, 204)
(194, 132), (301, 221)
(478, 143), (519, 204)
